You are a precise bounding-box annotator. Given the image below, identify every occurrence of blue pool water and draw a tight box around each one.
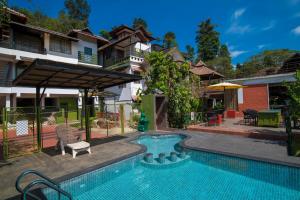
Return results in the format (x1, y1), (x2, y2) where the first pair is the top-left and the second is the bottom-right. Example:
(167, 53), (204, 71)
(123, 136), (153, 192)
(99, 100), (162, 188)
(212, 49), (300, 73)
(44, 134), (300, 200)
(135, 134), (184, 157)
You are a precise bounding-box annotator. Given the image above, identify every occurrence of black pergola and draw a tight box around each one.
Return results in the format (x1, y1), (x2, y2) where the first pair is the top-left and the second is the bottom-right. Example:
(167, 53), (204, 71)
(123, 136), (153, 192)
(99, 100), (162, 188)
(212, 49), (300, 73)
(12, 59), (142, 150)
(13, 59), (141, 89)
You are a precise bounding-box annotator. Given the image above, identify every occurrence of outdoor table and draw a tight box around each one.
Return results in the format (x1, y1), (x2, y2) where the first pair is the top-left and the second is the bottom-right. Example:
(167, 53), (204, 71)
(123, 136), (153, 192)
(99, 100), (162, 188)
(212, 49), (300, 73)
(258, 109), (281, 127)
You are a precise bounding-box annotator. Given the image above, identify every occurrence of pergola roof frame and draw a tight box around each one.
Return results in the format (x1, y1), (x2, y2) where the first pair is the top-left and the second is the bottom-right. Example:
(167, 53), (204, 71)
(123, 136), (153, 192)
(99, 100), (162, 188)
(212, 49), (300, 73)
(13, 59), (142, 90)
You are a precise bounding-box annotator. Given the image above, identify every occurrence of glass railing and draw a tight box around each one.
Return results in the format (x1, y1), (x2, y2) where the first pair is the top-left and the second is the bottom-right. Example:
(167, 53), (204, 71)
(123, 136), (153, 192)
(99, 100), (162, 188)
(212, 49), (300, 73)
(78, 51), (98, 65)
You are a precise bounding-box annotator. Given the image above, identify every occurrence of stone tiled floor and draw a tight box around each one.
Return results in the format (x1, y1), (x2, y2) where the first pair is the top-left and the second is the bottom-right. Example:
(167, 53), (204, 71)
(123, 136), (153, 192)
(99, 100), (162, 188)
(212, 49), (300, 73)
(0, 134), (142, 200)
(1, 130), (300, 199)
(188, 118), (300, 140)
(182, 130), (300, 167)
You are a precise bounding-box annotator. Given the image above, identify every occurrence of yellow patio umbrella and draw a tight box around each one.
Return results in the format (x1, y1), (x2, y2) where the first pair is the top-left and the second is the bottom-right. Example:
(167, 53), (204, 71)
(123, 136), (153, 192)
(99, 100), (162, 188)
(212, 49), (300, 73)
(207, 82), (245, 108)
(207, 82), (245, 90)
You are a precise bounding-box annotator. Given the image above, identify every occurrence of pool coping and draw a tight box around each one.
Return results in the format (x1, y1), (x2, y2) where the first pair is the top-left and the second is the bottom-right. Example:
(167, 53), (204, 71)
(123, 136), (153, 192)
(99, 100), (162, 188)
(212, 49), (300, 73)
(175, 131), (300, 169)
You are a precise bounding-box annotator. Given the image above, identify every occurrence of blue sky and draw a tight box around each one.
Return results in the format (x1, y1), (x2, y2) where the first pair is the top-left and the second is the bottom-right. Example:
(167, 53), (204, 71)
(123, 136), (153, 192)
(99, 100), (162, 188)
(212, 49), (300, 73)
(9, 0), (300, 64)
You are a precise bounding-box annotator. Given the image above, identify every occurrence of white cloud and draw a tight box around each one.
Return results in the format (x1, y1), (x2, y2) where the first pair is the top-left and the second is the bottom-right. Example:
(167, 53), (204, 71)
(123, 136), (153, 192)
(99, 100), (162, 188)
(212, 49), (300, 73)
(227, 22), (252, 34)
(257, 44), (267, 49)
(233, 8), (246, 19)
(230, 50), (247, 58)
(262, 21), (276, 31)
(292, 26), (300, 35)
(227, 8), (252, 34)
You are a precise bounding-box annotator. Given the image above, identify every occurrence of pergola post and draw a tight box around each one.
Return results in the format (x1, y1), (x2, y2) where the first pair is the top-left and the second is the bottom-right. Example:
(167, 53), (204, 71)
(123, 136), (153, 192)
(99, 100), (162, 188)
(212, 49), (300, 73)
(114, 96), (117, 126)
(35, 87), (42, 151)
(84, 89), (91, 141)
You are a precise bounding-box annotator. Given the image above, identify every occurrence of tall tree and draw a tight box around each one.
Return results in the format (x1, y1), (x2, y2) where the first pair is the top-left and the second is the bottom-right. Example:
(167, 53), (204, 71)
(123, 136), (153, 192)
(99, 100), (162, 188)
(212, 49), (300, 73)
(99, 29), (111, 40)
(132, 17), (148, 30)
(206, 57), (234, 79)
(0, 0), (9, 26)
(64, 0), (90, 26)
(195, 18), (220, 62)
(185, 45), (195, 62)
(219, 44), (230, 57)
(163, 32), (177, 49)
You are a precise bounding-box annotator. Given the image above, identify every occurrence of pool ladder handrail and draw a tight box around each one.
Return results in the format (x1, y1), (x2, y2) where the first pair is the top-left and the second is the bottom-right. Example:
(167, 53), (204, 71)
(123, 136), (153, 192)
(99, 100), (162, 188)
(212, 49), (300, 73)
(16, 169), (73, 200)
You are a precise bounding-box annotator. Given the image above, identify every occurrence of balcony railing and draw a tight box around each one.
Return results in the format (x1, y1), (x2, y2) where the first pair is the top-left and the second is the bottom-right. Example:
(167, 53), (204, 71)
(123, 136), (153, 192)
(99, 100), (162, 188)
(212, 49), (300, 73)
(0, 80), (12, 87)
(78, 51), (98, 65)
(104, 48), (150, 68)
(0, 39), (46, 54)
(104, 56), (130, 68)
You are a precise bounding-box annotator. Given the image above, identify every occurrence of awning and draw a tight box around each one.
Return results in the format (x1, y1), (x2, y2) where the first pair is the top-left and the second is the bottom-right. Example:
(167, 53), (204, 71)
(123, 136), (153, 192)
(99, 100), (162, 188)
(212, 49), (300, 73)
(12, 59), (142, 90)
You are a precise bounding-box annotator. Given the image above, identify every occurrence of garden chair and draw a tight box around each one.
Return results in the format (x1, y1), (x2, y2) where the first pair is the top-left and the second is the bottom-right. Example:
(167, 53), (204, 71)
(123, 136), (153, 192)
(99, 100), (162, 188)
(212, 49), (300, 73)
(243, 109), (258, 126)
(205, 111), (218, 126)
(56, 124), (91, 158)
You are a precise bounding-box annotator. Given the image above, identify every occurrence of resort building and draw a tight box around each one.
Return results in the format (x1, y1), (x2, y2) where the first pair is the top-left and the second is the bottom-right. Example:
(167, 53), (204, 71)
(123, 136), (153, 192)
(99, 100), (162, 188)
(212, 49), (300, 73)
(0, 8), (154, 115)
(0, 8), (109, 110)
(225, 53), (300, 116)
(98, 25), (154, 105)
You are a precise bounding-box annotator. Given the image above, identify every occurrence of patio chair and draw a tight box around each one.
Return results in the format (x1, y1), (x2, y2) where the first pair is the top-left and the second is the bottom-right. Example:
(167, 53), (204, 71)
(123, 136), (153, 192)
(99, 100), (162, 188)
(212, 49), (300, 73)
(205, 111), (218, 126)
(56, 124), (91, 158)
(243, 109), (258, 126)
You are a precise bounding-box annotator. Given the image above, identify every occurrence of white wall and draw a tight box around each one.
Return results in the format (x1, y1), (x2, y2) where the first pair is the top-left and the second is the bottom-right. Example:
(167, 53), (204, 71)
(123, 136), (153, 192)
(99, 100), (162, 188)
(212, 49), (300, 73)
(77, 36), (98, 55)
(134, 42), (151, 51)
(44, 33), (78, 63)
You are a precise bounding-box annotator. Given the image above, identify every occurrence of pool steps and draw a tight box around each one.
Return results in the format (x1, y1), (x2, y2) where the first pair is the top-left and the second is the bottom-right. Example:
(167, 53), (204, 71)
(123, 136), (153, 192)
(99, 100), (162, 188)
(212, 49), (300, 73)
(141, 151), (190, 168)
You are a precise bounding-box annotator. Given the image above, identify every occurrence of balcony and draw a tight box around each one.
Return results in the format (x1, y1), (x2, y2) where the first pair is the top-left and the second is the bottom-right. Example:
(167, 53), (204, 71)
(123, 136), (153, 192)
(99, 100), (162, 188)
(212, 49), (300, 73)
(104, 48), (150, 68)
(0, 39), (46, 54)
(0, 80), (12, 87)
(78, 51), (98, 65)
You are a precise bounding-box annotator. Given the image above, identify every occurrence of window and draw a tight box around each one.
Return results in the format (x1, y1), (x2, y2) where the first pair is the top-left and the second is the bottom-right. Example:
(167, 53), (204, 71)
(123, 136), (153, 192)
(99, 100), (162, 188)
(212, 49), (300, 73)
(50, 36), (71, 54)
(84, 47), (93, 55)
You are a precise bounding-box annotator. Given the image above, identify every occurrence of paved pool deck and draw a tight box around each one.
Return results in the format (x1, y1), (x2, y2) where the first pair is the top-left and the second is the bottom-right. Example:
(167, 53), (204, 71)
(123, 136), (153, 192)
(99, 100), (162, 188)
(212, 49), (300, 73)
(1, 131), (300, 199)
(188, 118), (300, 141)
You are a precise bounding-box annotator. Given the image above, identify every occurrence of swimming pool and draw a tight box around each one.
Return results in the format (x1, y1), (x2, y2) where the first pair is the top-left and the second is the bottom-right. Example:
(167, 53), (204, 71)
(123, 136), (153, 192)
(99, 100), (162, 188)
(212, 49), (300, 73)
(44, 134), (300, 200)
(135, 134), (185, 157)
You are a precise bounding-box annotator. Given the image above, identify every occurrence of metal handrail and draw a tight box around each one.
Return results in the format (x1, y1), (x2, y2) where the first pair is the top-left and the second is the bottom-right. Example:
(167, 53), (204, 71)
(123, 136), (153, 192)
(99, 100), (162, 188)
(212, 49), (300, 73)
(22, 180), (72, 200)
(16, 169), (72, 200)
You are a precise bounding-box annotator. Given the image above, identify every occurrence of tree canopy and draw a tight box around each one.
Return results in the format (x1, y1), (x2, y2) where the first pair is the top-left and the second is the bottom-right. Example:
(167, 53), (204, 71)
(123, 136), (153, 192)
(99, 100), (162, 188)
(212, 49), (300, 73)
(195, 18), (220, 62)
(219, 44), (230, 57)
(163, 32), (177, 49)
(99, 29), (111, 40)
(185, 45), (195, 63)
(0, 0), (9, 26)
(11, 0), (90, 33)
(144, 51), (199, 128)
(64, 0), (90, 26)
(132, 17), (148, 30)
(235, 49), (299, 78)
(286, 70), (300, 118)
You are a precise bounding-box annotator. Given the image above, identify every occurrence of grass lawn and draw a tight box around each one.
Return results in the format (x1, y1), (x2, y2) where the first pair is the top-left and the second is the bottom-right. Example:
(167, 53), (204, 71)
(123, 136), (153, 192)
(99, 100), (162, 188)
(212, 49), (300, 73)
(56, 111), (78, 124)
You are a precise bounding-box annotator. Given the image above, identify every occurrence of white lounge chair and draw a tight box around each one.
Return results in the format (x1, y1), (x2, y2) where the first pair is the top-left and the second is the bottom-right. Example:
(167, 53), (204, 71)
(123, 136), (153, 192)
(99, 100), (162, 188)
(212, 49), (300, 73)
(56, 124), (91, 158)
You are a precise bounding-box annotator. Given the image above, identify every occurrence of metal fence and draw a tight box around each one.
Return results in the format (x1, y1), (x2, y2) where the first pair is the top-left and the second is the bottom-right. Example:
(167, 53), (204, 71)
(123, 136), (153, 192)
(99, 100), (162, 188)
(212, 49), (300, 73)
(0, 107), (38, 160)
(0, 102), (140, 160)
